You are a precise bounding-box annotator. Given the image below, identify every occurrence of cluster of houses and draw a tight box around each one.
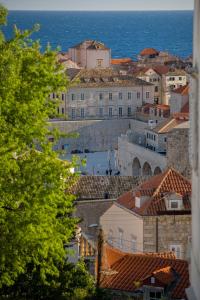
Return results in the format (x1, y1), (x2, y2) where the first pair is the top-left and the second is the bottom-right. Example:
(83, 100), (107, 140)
(53, 40), (194, 299)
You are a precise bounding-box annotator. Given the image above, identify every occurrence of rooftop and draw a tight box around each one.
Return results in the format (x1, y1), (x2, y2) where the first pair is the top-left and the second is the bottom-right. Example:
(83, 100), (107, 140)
(139, 48), (160, 56)
(100, 244), (189, 299)
(173, 84), (189, 96)
(149, 117), (188, 134)
(117, 168), (191, 216)
(70, 40), (109, 50)
(111, 58), (133, 65)
(72, 175), (140, 200)
(72, 68), (153, 88)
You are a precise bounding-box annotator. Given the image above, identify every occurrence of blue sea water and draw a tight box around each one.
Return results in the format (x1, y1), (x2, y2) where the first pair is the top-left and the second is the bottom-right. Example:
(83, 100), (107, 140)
(3, 11), (193, 59)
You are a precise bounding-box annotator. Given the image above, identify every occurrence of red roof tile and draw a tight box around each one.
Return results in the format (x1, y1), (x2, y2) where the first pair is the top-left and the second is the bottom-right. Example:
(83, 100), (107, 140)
(181, 102), (189, 114)
(117, 168), (191, 216)
(140, 48), (160, 56)
(111, 58), (133, 65)
(173, 84), (189, 96)
(100, 245), (189, 299)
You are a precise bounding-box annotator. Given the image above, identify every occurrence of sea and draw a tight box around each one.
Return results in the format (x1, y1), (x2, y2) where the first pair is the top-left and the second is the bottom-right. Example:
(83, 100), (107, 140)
(3, 10), (193, 59)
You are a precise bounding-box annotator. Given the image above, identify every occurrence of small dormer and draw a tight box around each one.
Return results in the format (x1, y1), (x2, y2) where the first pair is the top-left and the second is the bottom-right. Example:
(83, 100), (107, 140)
(164, 192), (183, 210)
(135, 194), (149, 208)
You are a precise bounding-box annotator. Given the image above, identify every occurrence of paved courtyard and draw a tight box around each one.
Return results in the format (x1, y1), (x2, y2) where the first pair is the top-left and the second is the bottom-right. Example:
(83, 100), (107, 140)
(61, 150), (118, 175)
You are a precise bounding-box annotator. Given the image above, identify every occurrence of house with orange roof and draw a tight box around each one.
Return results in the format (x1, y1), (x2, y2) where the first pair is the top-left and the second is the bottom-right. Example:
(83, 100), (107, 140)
(99, 244), (190, 300)
(100, 168), (191, 261)
(170, 84), (189, 114)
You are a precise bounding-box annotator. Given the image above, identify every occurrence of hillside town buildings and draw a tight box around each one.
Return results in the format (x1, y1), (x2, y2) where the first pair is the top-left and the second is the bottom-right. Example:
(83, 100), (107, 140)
(50, 35), (197, 299)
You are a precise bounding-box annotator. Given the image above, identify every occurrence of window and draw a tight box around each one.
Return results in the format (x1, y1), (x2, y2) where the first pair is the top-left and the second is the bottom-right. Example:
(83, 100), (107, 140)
(119, 107), (123, 117)
(99, 107), (103, 117)
(61, 93), (65, 101)
(119, 92), (123, 100)
(81, 93), (84, 100)
(170, 201), (178, 209)
(71, 108), (75, 119)
(62, 108), (64, 114)
(97, 59), (103, 67)
(149, 291), (162, 300)
(127, 107), (131, 116)
(71, 94), (75, 101)
(80, 108), (85, 118)
(137, 92), (140, 99)
(131, 236), (137, 252)
(146, 92), (150, 99)
(179, 77), (182, 80)
(155, 86), (158, 92)
(118, 229), (123, 249)
(151, 277), (155, 284)
(128, 92), (132, 100)
(164, 137), (167, 142)
(99, 93), (103, 100)
(57, 107), (59, 114)
(109, 107), (113, 117)
(170, 245), (182, 258)
(109, 93), (112, 100)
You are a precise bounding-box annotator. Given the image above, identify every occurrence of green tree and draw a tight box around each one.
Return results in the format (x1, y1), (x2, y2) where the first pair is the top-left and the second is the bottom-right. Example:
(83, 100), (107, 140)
(0, 5), (95, 299)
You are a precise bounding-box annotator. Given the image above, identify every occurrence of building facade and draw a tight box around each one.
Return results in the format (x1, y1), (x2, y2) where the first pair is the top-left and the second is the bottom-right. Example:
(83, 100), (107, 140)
(58, 69), (154, 120)
(100, 169), (191, 261)
(68, 40), (111, 69)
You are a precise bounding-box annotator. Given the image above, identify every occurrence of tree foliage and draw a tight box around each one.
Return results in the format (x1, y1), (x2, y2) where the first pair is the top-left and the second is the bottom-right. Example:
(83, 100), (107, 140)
(0, 5), (95, 299)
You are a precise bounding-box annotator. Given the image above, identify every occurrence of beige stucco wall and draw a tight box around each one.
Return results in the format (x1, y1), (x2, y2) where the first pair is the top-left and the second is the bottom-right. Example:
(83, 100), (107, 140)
(64, 85), (154, 120)
(86, 49), (111, 69)
(100, 203), (144, 253)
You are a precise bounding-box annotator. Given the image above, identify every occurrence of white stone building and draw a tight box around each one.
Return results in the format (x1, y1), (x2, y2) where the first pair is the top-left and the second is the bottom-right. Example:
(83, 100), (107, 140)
(136, 66), (187, 105)
(59, 69), (154, 120)
(68, 40), (111, 69)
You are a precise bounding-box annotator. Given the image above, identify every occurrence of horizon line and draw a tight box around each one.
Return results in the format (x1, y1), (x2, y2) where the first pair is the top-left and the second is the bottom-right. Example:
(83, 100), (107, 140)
(8, 9), (193, 12)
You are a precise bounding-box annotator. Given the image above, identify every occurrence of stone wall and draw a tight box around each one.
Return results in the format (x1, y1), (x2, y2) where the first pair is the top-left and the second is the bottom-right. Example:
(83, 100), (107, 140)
(167, 125), (191, 178)
(49, 119), (130, 152)
(118, 137), (166, 176)
(143, 214), (191, 259)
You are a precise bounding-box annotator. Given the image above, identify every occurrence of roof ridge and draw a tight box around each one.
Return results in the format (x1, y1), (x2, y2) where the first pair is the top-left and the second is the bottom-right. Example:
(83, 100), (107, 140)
(152, 168), (172, 197)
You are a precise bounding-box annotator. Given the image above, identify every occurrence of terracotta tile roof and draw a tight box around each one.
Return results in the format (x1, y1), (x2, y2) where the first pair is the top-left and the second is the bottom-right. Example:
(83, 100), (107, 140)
(140, 48), (160, 56)
(70, 40), (109, 50)
(181, 102), (189, 114)
(100, 245), (189, 299)
(72, 176), (140, 200)
(173, 112), (189, 120)
(152, 266), (175, 285)
(72, 69), (153, 88)
(117, 168), (191, 216)
(111, 58), (133, 65)
(173, 84), (189, 96)
(151, 117), (187, 134)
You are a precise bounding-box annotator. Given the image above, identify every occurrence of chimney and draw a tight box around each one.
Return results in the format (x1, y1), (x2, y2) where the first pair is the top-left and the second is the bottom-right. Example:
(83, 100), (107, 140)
(135, 196), (149, 208)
